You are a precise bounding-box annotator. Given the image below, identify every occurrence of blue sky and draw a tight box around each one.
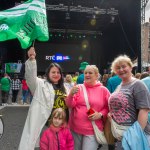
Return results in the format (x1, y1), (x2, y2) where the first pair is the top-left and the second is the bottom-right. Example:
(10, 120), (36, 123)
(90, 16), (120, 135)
(146, 1), (150, 22)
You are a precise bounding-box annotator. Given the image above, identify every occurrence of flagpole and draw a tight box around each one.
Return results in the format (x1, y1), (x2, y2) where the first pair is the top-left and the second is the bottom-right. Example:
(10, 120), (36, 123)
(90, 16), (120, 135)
(4, 63), (6, 73)
(32, 40), (35, 47)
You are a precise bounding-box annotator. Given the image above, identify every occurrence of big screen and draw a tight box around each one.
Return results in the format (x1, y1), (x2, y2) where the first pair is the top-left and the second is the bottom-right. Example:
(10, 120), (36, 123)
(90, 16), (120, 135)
(35, 42), (91, 73)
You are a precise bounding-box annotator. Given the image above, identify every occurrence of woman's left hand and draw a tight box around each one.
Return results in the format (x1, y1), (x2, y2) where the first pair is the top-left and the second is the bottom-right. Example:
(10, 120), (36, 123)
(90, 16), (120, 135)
(88, 111), (103, 121)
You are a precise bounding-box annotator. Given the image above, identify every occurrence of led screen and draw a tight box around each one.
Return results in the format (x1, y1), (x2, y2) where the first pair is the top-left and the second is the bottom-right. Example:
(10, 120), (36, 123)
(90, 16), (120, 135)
(35, 42), (91, 73)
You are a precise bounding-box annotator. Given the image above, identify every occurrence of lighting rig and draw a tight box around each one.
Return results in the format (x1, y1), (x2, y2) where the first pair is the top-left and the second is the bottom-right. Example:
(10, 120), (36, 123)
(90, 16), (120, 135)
(46, 4), (118, 16)
(46, 4), (118, 35)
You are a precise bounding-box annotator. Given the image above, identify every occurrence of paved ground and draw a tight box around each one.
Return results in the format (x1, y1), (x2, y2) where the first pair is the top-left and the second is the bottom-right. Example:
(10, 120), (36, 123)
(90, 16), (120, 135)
(0, 105), (29, 150)
(0, 105), (109, 150)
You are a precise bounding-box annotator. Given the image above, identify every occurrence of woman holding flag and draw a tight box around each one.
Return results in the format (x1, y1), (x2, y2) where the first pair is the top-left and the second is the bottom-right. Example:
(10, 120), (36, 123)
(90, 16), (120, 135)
(18, 47), (68, 150)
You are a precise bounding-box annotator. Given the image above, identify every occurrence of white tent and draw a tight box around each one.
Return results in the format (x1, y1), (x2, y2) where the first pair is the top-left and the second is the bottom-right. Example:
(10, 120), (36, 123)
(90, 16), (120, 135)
(133, 61), (150, 67)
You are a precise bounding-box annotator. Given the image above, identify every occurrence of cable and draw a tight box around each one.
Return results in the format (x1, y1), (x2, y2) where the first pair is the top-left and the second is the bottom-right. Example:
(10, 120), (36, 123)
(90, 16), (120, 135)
(117, 15), (136, 56)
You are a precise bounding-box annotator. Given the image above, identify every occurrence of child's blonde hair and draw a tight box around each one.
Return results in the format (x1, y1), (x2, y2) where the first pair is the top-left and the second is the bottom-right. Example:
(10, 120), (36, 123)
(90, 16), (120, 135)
(49, 108), (66, 126)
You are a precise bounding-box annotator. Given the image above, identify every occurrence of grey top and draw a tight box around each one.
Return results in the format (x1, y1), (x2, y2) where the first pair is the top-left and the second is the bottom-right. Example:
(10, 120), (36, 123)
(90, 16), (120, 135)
(109, 78), (150, 134)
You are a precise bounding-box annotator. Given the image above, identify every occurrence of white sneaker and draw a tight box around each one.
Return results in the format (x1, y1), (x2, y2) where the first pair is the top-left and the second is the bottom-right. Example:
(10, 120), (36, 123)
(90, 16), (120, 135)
(3, 103), (8, 106)
(12, 103), (17, 105)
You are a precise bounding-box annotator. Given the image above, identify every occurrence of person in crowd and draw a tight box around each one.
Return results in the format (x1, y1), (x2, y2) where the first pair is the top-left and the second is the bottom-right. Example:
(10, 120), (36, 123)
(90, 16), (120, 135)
(103, 68), (108, 74)
(76, 62), (89, 84)
(40, 108), (74, 150)
(18, 47), (68, 150)
(72, 72), (79, 84)
(11, 74), (21, 104)
(0, 73), (11, 105)
(64, 74), (74, 93)
(141, 74), (150, 146)
(135, 72), (141, 79)
(108, 55), (150, 149)
(101, 73), (109, 87)
(66, 65), (110, 150)
(147, 66), (150, 75)
(141, 74), (150, 92)
(106, 72), (122, 93)
(21, 77), (29, 105)
(140, 71), (149, 80)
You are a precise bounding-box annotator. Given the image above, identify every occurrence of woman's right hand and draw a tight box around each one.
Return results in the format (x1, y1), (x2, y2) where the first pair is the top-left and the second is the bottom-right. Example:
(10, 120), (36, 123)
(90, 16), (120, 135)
(69, 86), (79, 96)
(28, 47), (36, 60)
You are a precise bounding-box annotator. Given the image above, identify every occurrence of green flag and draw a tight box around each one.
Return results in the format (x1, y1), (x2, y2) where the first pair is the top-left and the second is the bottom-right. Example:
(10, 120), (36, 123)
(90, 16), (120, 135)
(0, 0), (49, 49)
(5, 63), (22, 73)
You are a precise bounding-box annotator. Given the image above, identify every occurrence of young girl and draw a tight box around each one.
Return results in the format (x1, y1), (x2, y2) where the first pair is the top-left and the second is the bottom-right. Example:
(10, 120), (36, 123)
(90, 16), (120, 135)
(40, 108), (74, 150)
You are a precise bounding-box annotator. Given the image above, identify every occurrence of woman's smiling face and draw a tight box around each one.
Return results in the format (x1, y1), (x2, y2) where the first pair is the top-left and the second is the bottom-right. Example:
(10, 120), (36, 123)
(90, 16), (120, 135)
(114, 62), (132, 80)
(84, 65), (99, 85)
(48, 66), (61, 84)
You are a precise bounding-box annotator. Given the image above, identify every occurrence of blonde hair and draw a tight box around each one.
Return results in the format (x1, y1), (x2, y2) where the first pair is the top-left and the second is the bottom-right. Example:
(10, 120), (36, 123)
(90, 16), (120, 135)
(84, 65), (99, 74)
(65, 74), (72, 82)
(49, 108), (66, 126)
(111, 55), (133, 73)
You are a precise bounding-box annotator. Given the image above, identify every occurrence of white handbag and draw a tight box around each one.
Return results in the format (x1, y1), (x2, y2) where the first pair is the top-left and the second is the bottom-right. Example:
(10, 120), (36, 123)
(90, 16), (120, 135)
(111, 118), (129, 140)
(81, 85), (107, 144)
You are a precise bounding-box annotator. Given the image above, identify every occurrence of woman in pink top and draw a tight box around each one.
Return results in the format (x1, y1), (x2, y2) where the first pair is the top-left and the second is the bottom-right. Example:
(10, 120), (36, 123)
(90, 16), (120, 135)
(40, 108), (74, 150)
(66, 65), (110, 150)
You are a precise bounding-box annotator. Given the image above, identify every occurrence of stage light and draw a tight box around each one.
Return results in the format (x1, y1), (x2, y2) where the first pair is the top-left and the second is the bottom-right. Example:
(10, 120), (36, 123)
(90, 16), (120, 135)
(81, 40), (89, 49)
(94, 35), (97, 39)
(65, 12), (70, 20)
(110, 16), (115, 23)
(78, 56), (83, 61)
(93, 15), (96, 19)
(82, 44), (87, 49)
(90, 18), (96, 26)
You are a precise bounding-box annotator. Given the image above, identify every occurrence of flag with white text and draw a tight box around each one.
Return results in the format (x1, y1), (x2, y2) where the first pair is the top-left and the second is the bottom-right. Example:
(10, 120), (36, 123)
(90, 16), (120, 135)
(0, 0), (49, 49)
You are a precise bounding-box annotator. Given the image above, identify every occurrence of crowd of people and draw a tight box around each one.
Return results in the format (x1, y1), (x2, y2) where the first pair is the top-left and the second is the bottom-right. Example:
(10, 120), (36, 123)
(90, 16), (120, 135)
(1, 47), (150, 150)
(0, 73), (32, 106)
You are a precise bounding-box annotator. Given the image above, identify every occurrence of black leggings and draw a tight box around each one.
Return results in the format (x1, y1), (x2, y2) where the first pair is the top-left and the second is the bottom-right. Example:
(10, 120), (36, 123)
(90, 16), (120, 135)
(12, 90), (19, 102)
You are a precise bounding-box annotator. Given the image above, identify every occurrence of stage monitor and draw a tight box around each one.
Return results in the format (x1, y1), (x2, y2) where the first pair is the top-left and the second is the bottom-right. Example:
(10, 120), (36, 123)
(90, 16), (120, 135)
(35, 42), (91, 73)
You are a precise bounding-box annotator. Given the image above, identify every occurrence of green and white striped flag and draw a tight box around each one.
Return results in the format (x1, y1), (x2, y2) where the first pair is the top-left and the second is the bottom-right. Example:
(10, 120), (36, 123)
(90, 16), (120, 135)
(0, 0), (49, 49)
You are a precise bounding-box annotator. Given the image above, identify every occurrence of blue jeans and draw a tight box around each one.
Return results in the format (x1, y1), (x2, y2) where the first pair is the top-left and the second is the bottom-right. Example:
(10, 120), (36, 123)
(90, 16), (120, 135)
(22, 90), (29, 103)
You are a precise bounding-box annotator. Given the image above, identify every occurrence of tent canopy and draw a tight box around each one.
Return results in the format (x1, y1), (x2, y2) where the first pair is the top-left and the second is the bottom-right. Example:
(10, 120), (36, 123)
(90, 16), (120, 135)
(133, 61), (150, 67)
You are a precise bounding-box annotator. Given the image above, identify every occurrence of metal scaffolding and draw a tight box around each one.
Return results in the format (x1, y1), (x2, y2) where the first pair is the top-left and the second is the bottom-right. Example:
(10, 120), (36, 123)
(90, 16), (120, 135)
(141, 0), (149, 24)
(141, 0), (149, 72)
